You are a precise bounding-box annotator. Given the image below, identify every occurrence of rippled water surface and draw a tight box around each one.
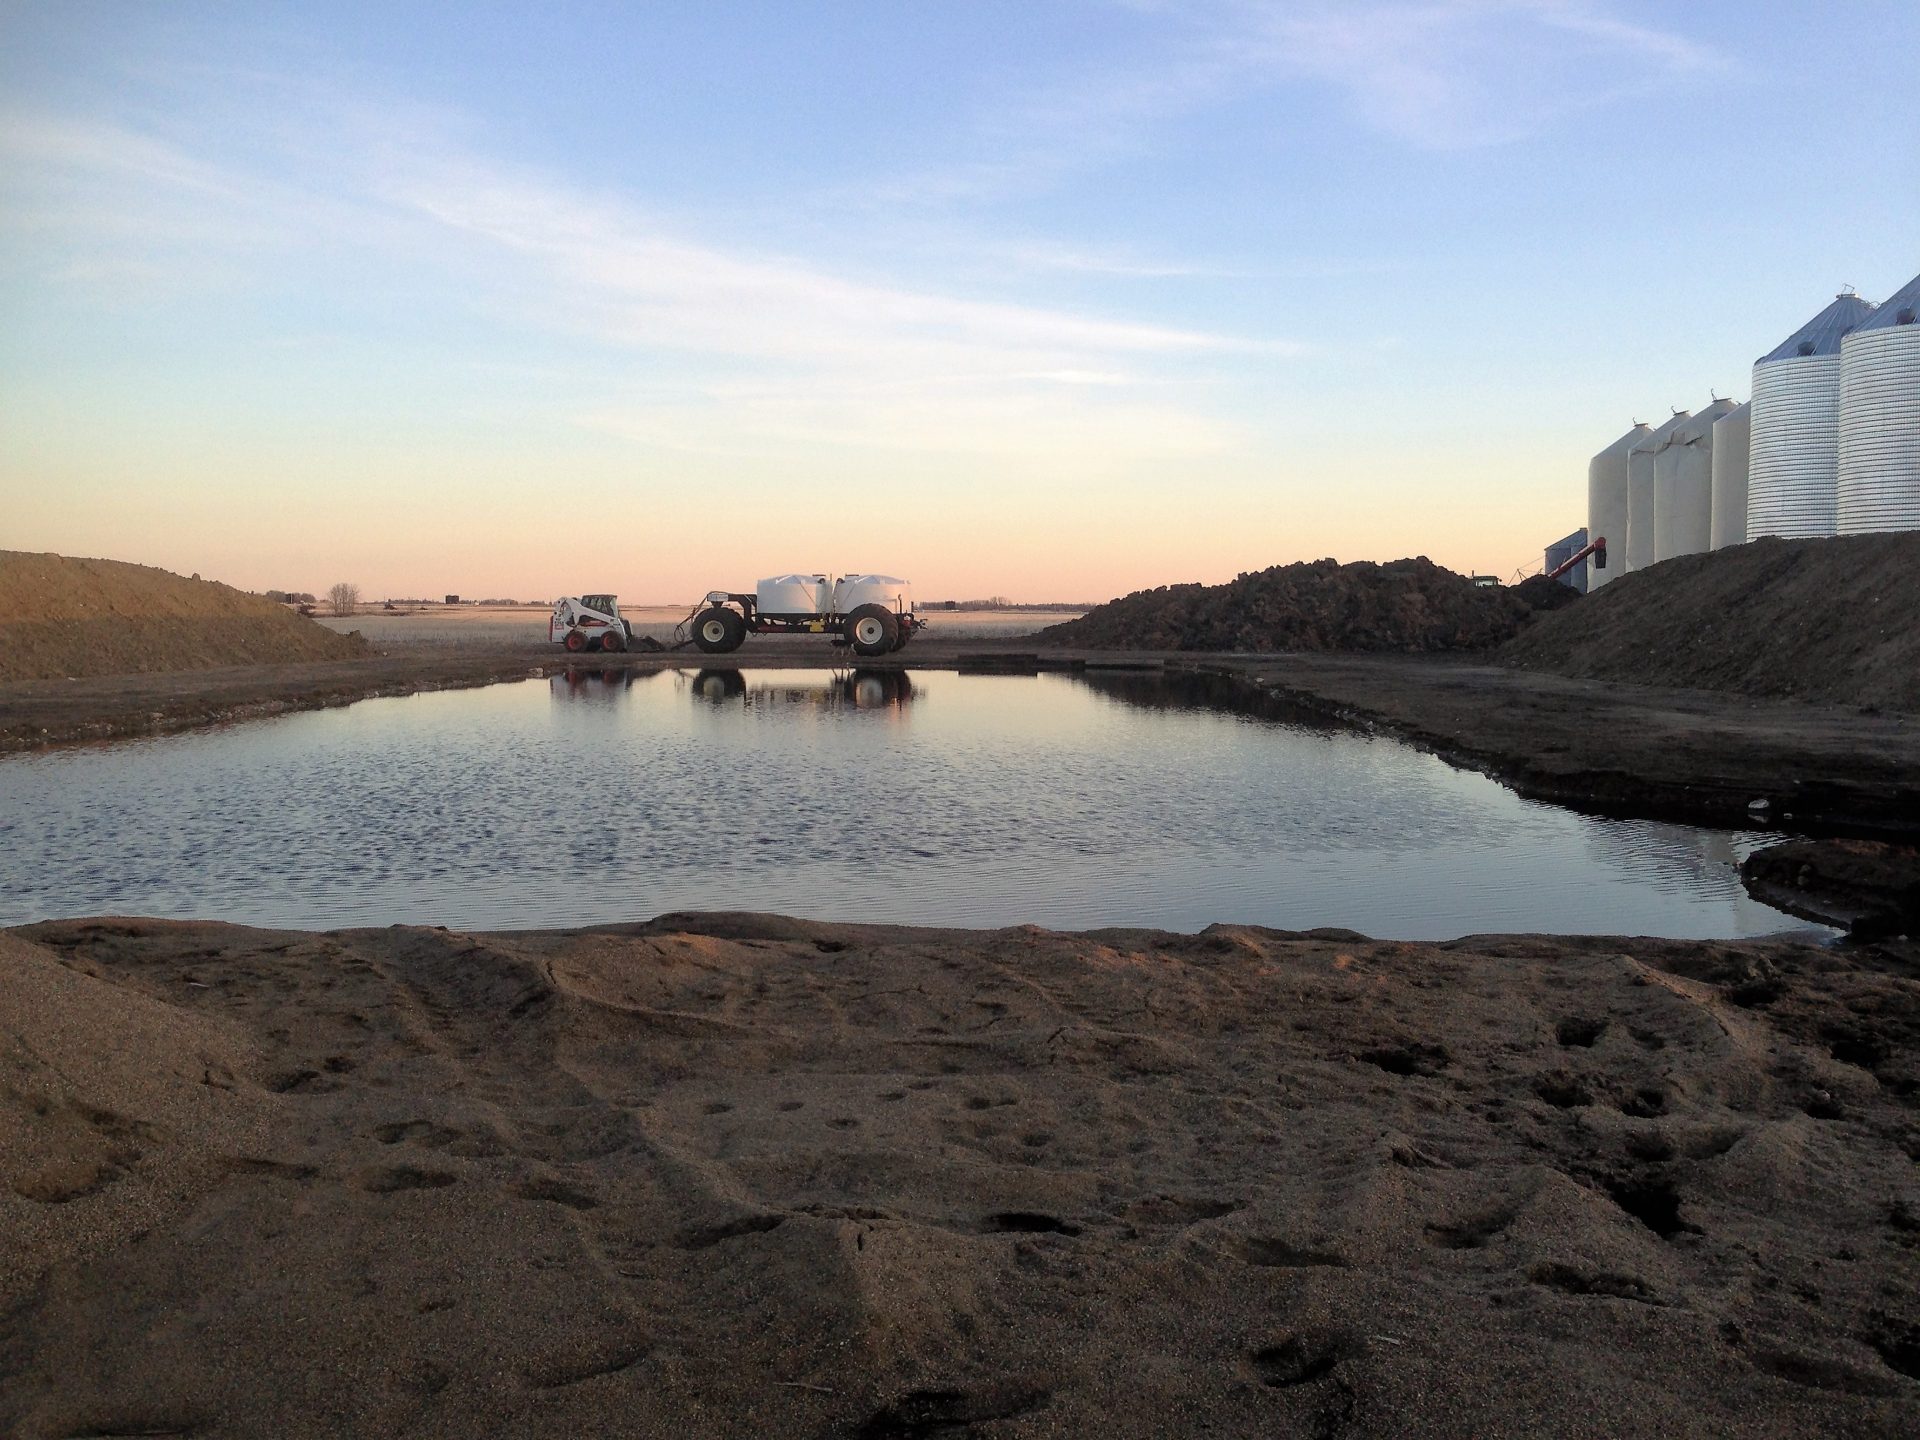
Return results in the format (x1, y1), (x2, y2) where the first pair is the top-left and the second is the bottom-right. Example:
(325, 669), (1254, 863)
(0, 668), (1812, 938)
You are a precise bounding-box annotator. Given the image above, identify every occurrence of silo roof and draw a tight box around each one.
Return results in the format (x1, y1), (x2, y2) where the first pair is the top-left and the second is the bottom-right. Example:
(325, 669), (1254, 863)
(1631, 410), (1693, 453)
(1671, 397), (1738, 443)
(1853, 271), (1920, 332)
(1757, 292), (1877, 362)
(1594, 422), (1651, 460)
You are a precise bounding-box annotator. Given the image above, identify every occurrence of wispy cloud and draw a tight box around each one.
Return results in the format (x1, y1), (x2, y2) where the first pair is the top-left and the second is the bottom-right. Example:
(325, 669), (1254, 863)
(1236, 0), (1725, 148)
(0, 96), (1289, 461)
(381, 157), (1290, 378)
(870, 0), (1726, 204)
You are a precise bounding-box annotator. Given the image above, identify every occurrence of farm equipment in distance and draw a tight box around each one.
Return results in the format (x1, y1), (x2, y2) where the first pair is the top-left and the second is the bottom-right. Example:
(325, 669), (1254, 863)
(550, 594), (635, 653)
(682, 574), (927, 657)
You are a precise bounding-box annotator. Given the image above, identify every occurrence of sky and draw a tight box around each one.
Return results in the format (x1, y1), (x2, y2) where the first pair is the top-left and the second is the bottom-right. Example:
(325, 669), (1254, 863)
(2, 2), (1916, 604)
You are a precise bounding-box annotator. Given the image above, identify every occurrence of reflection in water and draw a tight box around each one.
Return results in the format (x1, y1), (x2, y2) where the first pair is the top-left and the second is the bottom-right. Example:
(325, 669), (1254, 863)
(0, 669), (1821, 939)
(1584, 821), (1750, 901)
(550, 666), (653, 699)
(1077, 669), (1339, 732)
(687, 668), (914, 713)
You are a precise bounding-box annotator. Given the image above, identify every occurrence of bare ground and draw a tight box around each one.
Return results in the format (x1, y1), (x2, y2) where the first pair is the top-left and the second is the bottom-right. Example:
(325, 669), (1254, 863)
(3, 914), (1916, 1438)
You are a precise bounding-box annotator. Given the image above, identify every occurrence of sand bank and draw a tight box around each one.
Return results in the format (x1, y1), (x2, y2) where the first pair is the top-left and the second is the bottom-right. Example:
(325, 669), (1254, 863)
(4, 914), (1916, 1437)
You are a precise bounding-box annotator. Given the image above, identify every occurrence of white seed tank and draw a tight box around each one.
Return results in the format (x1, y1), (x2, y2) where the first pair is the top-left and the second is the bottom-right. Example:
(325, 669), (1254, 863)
(1838, 271), (1920, 534)
(1586, 422), (1649, 590)
(1710, 401), (1752, 550)
(1625, 412), (1691, 572)
(831, 574), (913, 614)
(1653, 398), (1737, 562)
(755, 574), (832, 617)
(1747, 292), (1876, 539)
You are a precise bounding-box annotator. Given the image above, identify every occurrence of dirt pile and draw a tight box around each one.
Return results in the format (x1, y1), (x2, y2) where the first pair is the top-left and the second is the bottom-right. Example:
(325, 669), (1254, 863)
(1743, 839), (1920, 938)
(3, 914), (1916, 1437)
(1500, 533), (1920, 710)
(0, 552), (369, 682)
(1040, 556), (1556, 653)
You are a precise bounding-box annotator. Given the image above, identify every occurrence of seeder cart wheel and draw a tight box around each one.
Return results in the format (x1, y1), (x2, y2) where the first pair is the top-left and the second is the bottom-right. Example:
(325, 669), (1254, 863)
(846, 605), (900, 657)
(692, 607), (747, 654)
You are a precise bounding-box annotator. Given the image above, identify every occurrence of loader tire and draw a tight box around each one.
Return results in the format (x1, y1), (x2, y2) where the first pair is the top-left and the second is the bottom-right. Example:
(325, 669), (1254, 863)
(846, 605), (900, 657)
(692, 607), (746, 654)
(600, 628), (626, 654)
(564, 630), (587, 653)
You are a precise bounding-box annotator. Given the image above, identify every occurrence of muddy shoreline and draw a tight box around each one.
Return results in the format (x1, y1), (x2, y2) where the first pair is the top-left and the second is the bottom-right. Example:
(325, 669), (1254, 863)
(4, 913), (1916, 1438)
(4, 641), (1915, 845)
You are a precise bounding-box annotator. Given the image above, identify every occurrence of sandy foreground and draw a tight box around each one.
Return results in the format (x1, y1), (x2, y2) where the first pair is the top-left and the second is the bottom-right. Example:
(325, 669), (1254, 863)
(3, 913), (1916, 1438)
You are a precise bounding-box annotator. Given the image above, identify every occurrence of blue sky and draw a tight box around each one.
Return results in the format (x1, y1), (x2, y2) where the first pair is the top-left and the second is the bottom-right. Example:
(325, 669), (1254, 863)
(2, 1), (1916, 601)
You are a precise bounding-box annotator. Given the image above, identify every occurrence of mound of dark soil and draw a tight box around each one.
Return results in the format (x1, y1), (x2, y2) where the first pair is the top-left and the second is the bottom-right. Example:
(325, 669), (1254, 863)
(0, 552), (369, 682)
(1499, 534), (1920, 711)
(1039, 556), (1551, 653)
(1742, 839), (1920, 938)
(1512, 572), (1583, 613)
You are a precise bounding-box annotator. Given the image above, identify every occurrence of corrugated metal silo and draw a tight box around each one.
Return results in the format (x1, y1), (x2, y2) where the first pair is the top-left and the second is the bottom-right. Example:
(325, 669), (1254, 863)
(1625, 411), (1690, 571)
(1747, 292), (1876, 538)
(1709, 401), (1752, 549)
(1838, 270), (1920, 534)
(1653, 398), (1737, 562)
(1586, 422), (1649, 589)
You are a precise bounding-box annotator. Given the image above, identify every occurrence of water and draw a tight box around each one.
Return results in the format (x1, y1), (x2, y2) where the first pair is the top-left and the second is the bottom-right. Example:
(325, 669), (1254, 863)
(0, 668), (1814, 940)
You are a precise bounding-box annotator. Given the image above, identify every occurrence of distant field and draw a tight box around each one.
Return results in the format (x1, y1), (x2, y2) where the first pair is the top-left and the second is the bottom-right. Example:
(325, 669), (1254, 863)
(313, 604), (1082, 649)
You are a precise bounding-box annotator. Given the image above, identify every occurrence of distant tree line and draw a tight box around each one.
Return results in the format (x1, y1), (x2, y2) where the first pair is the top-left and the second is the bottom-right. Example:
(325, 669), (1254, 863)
(932, 598), (1091, 611)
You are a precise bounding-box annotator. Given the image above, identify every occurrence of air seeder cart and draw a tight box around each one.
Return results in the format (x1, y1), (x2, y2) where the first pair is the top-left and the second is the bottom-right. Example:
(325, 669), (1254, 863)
(683, 574), (926, 657)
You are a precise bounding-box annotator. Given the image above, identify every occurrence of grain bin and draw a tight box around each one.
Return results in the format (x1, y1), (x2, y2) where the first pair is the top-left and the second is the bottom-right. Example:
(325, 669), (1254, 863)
(1838, 270), (1920, 534)
(1545, 528), (1589, 592)
(1625, 412), (1690, 571)
(1747, 292), (1876, 538)
(1710, 401), (1752, 549)
(1586, 422), (1648, 589)
(1653, 398), (1737, 562)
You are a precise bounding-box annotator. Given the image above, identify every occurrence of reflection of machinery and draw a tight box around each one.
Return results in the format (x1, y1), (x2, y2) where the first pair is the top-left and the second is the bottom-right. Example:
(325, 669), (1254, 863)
(690, 669), (747, 703)
(687, 668), (914, 712)
(682, 574), (926, 657)
(551, 666), (646, 698)
(550, 594), (634, 653)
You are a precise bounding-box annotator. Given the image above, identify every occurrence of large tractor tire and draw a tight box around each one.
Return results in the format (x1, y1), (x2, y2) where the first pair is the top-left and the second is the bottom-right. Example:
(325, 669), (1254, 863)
(846, 605), (900, 658)
(890, 623), (913, 652)
(692, 607), (747, 654)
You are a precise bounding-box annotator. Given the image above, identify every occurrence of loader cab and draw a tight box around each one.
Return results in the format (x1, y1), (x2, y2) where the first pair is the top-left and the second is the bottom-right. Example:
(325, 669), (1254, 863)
(581, 594), (619, 617)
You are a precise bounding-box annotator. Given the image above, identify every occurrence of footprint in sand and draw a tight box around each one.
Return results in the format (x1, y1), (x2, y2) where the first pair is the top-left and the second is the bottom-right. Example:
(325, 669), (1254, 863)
(11, 1159), (120, 1204)
(372, 1119), (461, 1148)
(356, 1164), (457, 1194)
(1248, 1332), (1351, 1388)
(515, 1176), (601, 1210)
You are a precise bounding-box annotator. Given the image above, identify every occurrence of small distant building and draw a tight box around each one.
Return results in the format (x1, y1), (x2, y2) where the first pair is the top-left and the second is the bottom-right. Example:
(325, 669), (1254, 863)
(444, 594), (460, 605)
(1469, 574), (1499, 588)
(1544, 527), (1590, 592)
